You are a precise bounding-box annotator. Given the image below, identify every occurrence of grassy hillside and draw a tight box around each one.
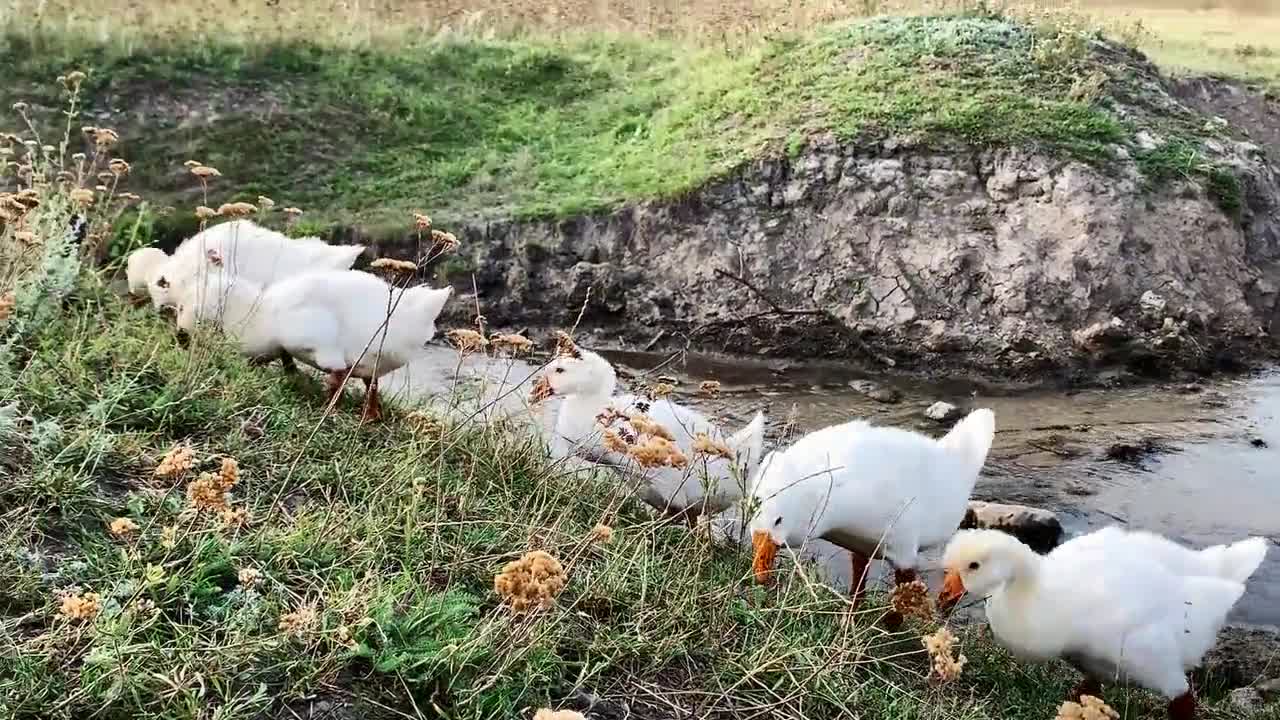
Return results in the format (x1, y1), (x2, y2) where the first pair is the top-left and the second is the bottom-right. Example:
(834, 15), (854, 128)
(3, 2), (1263, 233)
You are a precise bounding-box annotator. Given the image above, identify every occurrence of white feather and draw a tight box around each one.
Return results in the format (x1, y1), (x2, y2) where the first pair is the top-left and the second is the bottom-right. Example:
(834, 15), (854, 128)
(942, 527), (1266, 699)
(176, 268), (451, 379)
(748, 409), (995, 570)
(150, 220), (365, 309)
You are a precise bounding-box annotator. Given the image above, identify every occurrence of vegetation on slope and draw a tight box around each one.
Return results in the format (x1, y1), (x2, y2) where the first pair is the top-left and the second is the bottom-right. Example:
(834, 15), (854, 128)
(1, 4), (1255, 232)
(0, 94), (1263, 720)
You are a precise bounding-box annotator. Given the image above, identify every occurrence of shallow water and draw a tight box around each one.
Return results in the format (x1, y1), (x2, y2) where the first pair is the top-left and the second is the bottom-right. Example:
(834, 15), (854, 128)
(389, 343), (1280, 627)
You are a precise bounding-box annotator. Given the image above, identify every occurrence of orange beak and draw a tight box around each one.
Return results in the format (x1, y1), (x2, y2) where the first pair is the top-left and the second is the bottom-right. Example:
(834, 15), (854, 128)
(752, 530), (779, 585)
(937, 569), (965, 614)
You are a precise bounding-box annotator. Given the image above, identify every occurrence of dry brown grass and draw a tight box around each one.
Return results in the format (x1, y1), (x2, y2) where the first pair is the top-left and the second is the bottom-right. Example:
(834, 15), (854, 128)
(5, 0), (1279, 86)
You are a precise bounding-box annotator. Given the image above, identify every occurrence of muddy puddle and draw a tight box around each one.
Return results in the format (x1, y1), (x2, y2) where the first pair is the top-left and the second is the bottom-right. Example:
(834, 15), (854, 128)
(384, 343), (1280, 628)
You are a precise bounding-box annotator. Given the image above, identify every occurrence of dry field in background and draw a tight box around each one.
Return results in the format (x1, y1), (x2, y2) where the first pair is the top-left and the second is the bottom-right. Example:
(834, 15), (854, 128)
(6, 0), (1280, 79)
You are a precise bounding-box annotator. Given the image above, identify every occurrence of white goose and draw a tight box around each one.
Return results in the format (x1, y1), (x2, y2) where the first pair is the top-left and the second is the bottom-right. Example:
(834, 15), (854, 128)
(176, 267), (451, 421)
(748, 410), (995, 626)
(149, 220), (365, 309)
(126, 247), (168, 298)
(539, 347), (765, 525)
(938, 528), (1268, 720)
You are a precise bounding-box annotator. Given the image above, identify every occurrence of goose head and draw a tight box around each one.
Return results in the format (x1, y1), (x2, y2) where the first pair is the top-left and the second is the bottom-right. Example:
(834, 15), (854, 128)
(938, 529), (1028, 613)
(747, 450), (826, 584)
(126, 248), (168, 295)
(540, 349), (617, 398)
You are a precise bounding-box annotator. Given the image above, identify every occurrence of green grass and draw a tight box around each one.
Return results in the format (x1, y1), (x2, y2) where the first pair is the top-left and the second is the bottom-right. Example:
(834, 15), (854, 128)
(0, 272), (1263, 720)
(3, 12), (1237, 233)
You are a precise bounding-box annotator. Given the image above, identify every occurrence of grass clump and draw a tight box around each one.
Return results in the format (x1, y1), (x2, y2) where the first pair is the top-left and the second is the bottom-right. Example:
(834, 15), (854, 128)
(1135, 136), (1245, 217)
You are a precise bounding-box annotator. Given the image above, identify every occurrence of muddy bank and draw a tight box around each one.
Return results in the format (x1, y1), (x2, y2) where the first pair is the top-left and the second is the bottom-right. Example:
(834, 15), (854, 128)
(341, 70), (1280, 384)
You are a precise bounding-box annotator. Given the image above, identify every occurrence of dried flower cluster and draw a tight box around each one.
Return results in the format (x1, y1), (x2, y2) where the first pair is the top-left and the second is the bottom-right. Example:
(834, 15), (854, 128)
(195, 206), (218, 221)
(447, 329), (489, 355)
(405, 410), (445, 436)
(189, 164), (221, 179)
(431, 229), (459, 252)
(159, 526), (178, 550)
(589, 524), (614, 544)
(691, 432), (732, 459)
(532, 711), (586, 720)
(219, 506), (250, 528)
(594, 408), (687, 469)
(890, 579), (935, 623)
(627, 435), (688, 469)
(553, 330), (581, 359)
(108, 517), (140, 538)
(369, 258), (418, 275)
(528, 375), (553, 404)
(238, 567), (261, 587)
(68, 188), (95, 207)
(922, 627), (967, 682)
(494, 550), (567, 612)
(0, 291), (14, 323)
(90, 127), (120, 148)
(58, 70), (87, 90)
(0, 189), (40, 222)
(278, 604), (318, 636)
(490, 333), (533, 355)
(626, 412), (675, 441)
(1056, 696), (1120, 720)
(650, 382), (676, 398)
(154, 445), (195, 480)
(699, 380), (721, 397)
(257, 196), (275, 210)
(187, 457), (239, 511)
(217, 201), (257, 218)
(58, 590), (102, 621)
(412, 212), (432, 231)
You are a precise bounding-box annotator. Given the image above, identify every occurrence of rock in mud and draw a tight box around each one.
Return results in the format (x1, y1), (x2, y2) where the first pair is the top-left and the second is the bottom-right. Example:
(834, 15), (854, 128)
(848, 379), (902, 404)
(1202, 625), (1280, 690)
(1104, 437), (1177, 466)
(1139, 290), (1168, 316)
(1231, 687), (1264, 713)
(960, 501), (1063, 553)
(1071, 317), (1130, 353)
(924, 401), (962, 423)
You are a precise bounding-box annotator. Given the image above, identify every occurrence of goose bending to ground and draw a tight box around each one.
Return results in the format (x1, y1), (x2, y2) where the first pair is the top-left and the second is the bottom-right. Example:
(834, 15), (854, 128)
(176, 268), (451, 421)
(538, 345), (765, 525)
(149, 220), (365, 309)
(937, 528), (1268, 720)
(749, 409), (995, 627)
(126, 247), (168, 298)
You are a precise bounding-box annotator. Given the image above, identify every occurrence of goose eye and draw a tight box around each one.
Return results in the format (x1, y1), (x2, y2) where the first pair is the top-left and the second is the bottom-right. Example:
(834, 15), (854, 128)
(554, 367), (565, 374)
(773, 517), (783, 527)
(157, 277), (169, 289)
(968, 561), (981, 571)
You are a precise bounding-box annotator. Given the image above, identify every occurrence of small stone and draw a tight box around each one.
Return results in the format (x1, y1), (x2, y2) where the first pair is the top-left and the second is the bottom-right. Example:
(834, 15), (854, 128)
(960, 501), (1064, 553)
(1230, 687), (1263, 714)
(1139, 290), (1167, 315)
(849, 380), (902, 404)
(1258, 678), (1280, 702)
(924, 401), (962, 423)
(1072, 317), (1129, 352)
(1135, 130), (1163, 151)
